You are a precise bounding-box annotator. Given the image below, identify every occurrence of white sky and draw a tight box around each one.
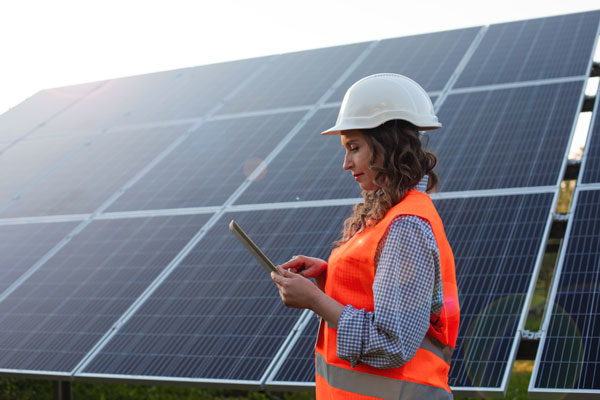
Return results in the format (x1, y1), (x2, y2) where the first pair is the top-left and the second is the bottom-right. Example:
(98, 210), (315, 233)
(1, 0), (599, 115)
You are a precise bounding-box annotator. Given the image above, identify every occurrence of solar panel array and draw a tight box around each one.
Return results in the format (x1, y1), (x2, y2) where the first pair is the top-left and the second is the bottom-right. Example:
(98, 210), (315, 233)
(0, 9), (598, 398)
(530, 188), (600, 397)
(529, 73), (600, 398)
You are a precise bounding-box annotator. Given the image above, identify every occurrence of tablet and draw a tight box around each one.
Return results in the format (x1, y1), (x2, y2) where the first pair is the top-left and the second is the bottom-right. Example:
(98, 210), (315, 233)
(229, 220), (281, 275)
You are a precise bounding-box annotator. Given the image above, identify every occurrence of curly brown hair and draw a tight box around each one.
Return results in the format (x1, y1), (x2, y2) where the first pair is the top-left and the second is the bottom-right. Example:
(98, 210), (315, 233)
(338, 119), (439, 243)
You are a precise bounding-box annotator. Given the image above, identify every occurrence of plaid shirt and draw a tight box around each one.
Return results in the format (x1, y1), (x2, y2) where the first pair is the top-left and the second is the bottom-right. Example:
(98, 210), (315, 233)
(336, 176), (444, 368)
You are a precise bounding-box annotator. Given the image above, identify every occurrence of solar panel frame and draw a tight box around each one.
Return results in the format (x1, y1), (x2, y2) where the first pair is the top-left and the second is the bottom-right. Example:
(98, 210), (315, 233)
(0, 125), (192, 218)
(431, 79), (586, 192)
(0, 134), (96, 210)
(328, 26), (482, 100)
(447, 192), (556, 397)
(106, 110), (307, 212)
(0, 221), (79, 295)
(216, 42), (371, 115)
(263, 310), (319, 391)
(0, 81), (105, 144)
(528, 185), (600, 398)
(454, 11), (600, 88)
(25, 70), (186, 141)
(0, 214), (211, 376)
(76, 205), (352, 384)
(581, 77), (600, 184)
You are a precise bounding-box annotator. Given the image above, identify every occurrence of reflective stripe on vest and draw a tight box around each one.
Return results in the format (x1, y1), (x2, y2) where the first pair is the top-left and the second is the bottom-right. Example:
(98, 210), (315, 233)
(316, 350), (452, 400)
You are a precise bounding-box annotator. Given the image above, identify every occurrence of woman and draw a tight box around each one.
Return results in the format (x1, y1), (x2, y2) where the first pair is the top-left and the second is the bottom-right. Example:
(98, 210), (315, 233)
(271, 73), (459, 400)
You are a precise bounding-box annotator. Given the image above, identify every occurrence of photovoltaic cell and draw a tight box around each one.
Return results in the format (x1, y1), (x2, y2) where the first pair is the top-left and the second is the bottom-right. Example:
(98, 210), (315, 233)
(582, 100), (600, 183)
(532, 189), (600, 393)
(0, 222), (78, 294)
(27, 71), (181, 140)
(218, 43), (369, 114)
(430, 81), (583, 192)
(455, 11), (600, 88)
(108, 111), (305, 212)
(235, 107), (360, 205)
(0, 81), (104, 143)
(0, 135), (94, 209)
(113, 58), (266, 125)
(269, 314), (319, 385)
(440, 193), (553, 389)
(330, 27), (481, 101)
(0, 126), (185, 217)
(268, 193), (554, 391)
(0, 125), (188, 218)
(81, 205), (351, 381)
(0, 214), (209, 372)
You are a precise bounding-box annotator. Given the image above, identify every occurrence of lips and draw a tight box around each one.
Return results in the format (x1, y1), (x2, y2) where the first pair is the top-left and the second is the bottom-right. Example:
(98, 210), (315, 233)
(353, 173), (364, 181)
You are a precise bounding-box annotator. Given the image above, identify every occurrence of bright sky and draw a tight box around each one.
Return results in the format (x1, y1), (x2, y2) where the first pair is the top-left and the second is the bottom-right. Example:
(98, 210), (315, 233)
(1, 0), (599, 115)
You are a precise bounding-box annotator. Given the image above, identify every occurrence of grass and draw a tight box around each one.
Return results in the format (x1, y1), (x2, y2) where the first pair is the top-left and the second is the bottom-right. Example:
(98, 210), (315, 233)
(0, 360), (535, 400)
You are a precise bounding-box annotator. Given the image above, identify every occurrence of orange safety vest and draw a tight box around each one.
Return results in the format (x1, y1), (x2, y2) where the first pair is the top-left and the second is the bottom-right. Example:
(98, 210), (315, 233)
(315, 190), (459, 400)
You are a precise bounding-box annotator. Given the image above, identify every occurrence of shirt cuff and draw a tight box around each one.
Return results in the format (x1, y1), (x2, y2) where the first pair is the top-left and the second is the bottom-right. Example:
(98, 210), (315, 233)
(336, 304), (368, 368)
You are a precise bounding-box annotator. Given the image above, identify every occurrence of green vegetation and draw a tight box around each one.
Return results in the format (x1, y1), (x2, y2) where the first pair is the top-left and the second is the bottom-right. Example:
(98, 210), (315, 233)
(0, 363), (536, 400)
(0, 378), (314, 400)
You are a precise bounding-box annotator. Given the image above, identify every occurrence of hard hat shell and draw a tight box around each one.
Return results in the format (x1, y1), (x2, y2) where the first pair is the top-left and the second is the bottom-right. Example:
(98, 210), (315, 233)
(321, 73), (441, 135)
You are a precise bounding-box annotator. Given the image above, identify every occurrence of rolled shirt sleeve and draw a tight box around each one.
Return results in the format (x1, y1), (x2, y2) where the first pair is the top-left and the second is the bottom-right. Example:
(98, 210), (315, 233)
(336, 215), (442, 369)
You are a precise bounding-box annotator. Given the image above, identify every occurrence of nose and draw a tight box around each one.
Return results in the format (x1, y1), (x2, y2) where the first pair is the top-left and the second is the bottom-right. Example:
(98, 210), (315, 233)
(343, 151), (352, 170)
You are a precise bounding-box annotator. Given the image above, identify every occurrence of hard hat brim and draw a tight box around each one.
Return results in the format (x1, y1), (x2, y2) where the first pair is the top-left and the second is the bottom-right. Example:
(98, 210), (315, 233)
(321, 115), (442, 135)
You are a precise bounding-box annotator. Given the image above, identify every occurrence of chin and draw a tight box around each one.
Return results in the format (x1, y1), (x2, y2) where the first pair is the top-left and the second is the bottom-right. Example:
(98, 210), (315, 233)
(360, 184), (379, 191)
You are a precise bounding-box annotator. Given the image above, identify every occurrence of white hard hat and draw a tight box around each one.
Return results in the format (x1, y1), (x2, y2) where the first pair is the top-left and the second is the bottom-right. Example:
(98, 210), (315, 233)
(321, 73), (441, 135)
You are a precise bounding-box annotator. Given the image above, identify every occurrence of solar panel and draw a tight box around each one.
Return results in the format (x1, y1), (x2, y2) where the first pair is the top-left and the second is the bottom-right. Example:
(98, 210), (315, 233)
(582, 96), (600, 184)
(0, 221), (78, 294)
(266, 313), (319, 388)
(266, 192), (555, 395)
(80, 205), (350, 382)
(0, 135), (94, 209)
(111, 58), (267, 126)
(330, 27), (481, 100)
(0, 81), (104, 143)
(26, 70), (181, 140)
(0, 125), (189, 218)
(440, 193), (554, 392)
(0, 214), (209, 373)
(430, 81), (583, 192)
(236, 96), (438, 206)
(235, 107), (360, 205)
(107, 111), (305, 212)
(530, 188), (600, 396)
(455, 11), (600, 88)
(217, 43), (369, 115)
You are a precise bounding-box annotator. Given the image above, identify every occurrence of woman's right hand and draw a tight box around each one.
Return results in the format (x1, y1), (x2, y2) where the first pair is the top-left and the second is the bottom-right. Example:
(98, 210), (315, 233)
(278, 255), (327, 278)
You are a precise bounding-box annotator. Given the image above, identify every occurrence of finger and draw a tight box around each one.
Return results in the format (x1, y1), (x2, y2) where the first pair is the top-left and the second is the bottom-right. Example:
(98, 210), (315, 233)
(282, 255), (307, 266)
(271, 271), (284, 284)
(279, 259), (302, 269)
(279, 267), (296, 277)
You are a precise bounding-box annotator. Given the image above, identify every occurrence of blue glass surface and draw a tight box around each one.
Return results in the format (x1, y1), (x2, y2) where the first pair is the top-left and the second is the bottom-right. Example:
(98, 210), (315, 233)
(82, 206), (350, 380)
(455, 11), (600, 88)
(533, 189), (600, 391)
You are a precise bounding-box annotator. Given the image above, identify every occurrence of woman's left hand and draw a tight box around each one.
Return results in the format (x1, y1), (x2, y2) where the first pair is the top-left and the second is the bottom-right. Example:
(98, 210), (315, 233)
(271, 267), (321, 310)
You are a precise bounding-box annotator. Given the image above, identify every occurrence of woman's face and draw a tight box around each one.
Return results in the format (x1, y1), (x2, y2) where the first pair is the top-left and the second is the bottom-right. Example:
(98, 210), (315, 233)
(341, 130), (379, 191)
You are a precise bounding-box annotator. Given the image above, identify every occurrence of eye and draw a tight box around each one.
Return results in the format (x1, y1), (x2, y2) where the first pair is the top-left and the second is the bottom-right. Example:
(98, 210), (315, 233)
(349, 146), (359, 152)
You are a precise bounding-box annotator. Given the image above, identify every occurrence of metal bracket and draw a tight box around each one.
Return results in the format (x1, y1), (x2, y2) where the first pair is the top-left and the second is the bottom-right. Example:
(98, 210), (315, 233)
(552, 213), (570, 222)
(521, 329), (544, 340)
